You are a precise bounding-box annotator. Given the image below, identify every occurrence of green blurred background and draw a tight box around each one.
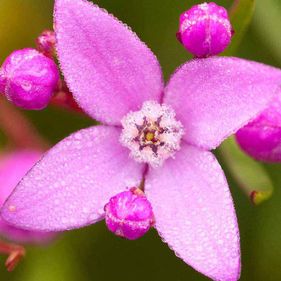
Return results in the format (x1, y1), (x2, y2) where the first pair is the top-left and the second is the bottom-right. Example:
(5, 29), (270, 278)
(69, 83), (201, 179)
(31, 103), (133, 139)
(0, 0), (281, 280)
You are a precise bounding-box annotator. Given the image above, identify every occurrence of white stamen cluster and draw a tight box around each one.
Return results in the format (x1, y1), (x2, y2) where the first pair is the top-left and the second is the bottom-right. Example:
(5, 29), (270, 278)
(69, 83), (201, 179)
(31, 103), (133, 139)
(120, 101), (184, 167)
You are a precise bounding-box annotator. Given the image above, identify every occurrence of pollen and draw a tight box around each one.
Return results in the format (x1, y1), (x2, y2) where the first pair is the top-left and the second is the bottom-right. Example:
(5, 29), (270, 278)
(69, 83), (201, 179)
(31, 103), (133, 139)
(120, 101), (184, 167)
(145, 132), (155, 142)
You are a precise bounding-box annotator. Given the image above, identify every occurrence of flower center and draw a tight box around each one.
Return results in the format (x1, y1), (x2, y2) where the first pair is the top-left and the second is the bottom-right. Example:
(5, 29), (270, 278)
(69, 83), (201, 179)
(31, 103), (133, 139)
(120, 101), (184, 167)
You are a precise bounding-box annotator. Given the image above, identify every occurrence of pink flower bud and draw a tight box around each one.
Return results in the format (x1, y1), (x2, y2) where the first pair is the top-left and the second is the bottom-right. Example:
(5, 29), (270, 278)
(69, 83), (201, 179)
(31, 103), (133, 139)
(0, 48), (59, 110)
(36, 30), (56, 58)
(104, 188), (154, 240)
(177, 2), (232, 57)
(236, 95), (281, 162)
(0, 69), (6, 94)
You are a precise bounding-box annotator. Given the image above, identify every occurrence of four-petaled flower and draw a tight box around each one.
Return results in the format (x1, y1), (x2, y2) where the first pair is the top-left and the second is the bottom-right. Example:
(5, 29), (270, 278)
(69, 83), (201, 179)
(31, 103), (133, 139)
(1, 0), (281, 280)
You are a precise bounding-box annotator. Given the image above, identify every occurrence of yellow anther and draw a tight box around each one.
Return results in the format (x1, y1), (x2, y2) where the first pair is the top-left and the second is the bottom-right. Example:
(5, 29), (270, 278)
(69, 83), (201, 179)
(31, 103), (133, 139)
(145, 132), (155, 141)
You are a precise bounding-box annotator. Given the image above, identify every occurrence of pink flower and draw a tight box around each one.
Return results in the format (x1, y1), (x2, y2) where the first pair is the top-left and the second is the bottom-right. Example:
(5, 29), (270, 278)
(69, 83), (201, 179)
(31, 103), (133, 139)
(0, 151), (54, 243)
(1, 0), (281, 280)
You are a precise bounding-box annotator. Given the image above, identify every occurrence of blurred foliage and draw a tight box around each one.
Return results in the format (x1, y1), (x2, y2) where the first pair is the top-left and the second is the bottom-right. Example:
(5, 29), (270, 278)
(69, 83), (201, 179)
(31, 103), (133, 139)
(219, 137), (274, 205)
(223, 0), (255, 55)
(0, 0), (281, 281)
(253, 0), (281, 65)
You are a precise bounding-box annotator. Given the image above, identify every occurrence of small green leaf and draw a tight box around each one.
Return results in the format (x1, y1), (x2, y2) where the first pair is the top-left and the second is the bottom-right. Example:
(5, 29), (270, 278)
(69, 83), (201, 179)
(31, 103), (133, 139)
(223, 0), (256, 55)
(219, 136), (273, 205)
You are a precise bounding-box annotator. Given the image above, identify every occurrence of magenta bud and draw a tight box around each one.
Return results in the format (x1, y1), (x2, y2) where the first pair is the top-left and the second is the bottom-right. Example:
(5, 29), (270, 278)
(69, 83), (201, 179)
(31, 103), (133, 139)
(236, 95), (281, 162)
(0, 48), (59, 110)
(0, 69), (6, 94)
(36, 30), (56, 58)
(104, 188), (154, 240)
(178, 2), (232, 57)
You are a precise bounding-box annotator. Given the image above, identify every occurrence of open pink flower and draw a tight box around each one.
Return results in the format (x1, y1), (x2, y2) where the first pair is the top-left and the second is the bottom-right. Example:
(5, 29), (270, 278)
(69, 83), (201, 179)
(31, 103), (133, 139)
(1, 0), (281, 280)
(0, 151), (53, 243)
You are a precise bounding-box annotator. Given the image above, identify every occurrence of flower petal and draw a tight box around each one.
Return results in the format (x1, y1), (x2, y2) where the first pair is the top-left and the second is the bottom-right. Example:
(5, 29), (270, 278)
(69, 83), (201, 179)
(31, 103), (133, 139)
(146, 144), (240, 281)
(1, 126), (144, 232)
(55, 0), (163, 124)
(164, 57), (281, 149)
(0, 219), (54, 244)
(0, 151), (54, 243)
(0, 151), (42, 207)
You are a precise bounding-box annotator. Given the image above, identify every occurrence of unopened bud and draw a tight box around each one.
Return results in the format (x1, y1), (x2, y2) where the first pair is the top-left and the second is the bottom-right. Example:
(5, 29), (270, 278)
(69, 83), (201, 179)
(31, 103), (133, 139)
(0, 70), (6, 94)
(236, 94), (281, 162)
(177, 2), (233, 57)
(36, 30), (56, 58)
(104, 188), (154, 240)
(0, 48), (59, 110)
(250, 191), (272, 205)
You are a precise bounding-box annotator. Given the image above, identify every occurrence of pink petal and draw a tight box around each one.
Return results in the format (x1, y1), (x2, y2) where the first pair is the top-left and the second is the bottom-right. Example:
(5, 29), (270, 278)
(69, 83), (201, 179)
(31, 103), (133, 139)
(55, 0), (163, 124)
(0, 151), (54, 243)
(1, 126), (144, 232)
(146, 144), (240, 281)
(0, 219), (54, 244)
(164, 57), (281, 150)
(0, 151), (42, 207)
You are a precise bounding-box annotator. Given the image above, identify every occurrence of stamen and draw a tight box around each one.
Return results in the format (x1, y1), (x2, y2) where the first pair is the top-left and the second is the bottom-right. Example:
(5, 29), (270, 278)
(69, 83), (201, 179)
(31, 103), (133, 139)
(120, 101), (184, 167)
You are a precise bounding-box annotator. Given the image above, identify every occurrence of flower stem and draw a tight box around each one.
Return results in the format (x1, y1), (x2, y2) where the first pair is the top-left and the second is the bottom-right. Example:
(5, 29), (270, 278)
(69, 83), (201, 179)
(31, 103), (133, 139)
(0, 240), (25, 271)
(0, 96), (48, 150)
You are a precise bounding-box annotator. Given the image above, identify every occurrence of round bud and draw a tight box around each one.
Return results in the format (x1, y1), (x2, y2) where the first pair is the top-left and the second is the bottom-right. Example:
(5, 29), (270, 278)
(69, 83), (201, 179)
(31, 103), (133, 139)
(0, 48), (59, 110)
(177, 2), (232, 57)
(36, 30), (56, 58)
(0, 69), (6, 94)
(104, 188), (154, 240)
(236, 95), (281, 162)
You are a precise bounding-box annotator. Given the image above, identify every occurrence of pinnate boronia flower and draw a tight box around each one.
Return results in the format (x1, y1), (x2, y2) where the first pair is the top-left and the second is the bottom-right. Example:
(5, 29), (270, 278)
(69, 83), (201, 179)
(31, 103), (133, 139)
(0, 150), (54, 243)
(236, 93), (281, 162)
(1, 0), (281, 280)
